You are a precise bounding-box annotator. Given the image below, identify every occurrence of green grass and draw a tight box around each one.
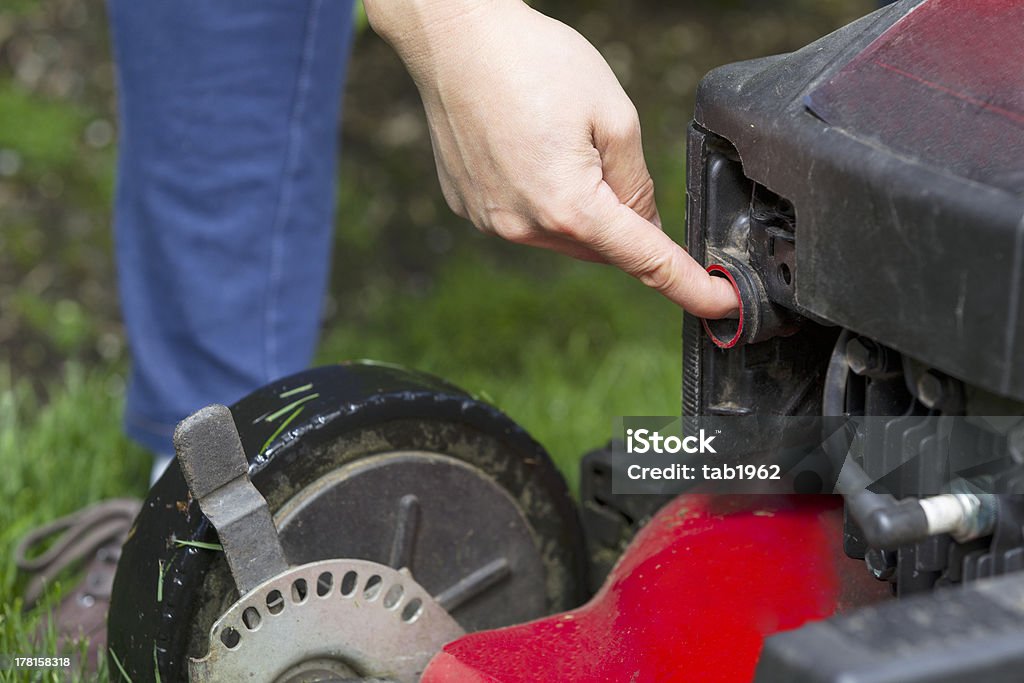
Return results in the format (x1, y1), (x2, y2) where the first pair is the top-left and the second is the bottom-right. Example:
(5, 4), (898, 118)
(0, 365), (149, 682)
(316, 253), (683, 489)
(0, 253), (682, 681)
(0, 82), (85, 170)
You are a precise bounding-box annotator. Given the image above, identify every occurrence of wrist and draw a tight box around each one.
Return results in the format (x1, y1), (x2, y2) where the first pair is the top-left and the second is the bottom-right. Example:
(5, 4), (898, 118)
(365, 0), (520, 73)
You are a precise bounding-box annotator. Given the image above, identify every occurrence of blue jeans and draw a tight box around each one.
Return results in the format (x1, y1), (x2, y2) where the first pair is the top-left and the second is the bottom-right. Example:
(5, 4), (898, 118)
(108, 0), (355, 454)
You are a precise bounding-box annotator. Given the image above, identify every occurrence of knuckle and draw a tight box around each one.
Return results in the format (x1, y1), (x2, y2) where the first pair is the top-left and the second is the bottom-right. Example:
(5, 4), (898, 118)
(537, 197), (586, 238)
(625, 174), (657, 214)
(609, 104), (641, 140)
(634, 250), (677, 293)
(487, 210), (533, 244)
(440, 186), (467, 219)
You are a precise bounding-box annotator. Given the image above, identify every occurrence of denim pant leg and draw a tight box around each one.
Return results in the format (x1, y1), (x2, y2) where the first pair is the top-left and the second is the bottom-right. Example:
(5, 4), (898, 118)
(108, 0), (355, 454)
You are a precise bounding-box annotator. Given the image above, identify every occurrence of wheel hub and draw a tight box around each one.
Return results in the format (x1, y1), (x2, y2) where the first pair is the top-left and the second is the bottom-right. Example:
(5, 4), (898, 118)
(275, 451), (546, 630)
(188, 558), (463, 683)
(173, 405), (544, 681)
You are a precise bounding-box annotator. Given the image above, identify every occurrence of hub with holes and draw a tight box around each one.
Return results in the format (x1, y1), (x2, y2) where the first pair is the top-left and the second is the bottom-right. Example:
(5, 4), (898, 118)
(189, 559), (463, 682)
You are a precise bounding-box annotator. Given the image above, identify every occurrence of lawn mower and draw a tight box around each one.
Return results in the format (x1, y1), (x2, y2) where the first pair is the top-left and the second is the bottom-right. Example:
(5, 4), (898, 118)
(108, 0), (1024, 680)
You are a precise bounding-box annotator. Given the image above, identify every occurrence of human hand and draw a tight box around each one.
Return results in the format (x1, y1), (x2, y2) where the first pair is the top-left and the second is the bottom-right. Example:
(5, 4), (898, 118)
(365, 0), (739, 318)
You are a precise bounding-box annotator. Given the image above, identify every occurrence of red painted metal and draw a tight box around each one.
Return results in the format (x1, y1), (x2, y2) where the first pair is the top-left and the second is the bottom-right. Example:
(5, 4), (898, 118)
(423, 495), (889, 683)
(805, 0), (1024, 195)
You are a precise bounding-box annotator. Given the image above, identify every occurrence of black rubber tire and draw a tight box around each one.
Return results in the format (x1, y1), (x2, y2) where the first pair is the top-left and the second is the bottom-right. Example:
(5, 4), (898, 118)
(108, 362), (586, 682)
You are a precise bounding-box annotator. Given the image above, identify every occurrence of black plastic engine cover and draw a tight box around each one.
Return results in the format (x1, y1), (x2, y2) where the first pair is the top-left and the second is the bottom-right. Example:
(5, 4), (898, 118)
(685, 0), (1024, 407)
(754, 572), (1024, 683)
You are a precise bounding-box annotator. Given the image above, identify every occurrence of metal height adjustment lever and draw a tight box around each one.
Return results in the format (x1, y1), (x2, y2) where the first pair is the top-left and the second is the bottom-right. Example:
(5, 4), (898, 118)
(173, 404), (289, 595)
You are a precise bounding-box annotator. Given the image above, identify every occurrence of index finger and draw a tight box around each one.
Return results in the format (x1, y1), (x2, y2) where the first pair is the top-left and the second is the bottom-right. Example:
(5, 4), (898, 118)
(583, 183), (739, 318)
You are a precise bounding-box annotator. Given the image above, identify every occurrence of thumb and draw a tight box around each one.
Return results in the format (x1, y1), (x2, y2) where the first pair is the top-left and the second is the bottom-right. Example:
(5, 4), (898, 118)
(584, 182), (739, 318)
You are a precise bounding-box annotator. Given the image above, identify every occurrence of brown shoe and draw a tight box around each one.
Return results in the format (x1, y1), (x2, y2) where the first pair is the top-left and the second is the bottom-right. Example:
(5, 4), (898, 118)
(15, 498), (142, 672)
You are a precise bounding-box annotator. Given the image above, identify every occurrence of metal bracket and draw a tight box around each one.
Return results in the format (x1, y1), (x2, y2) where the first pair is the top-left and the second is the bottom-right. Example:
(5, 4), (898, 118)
(174, 404), (289, 595)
